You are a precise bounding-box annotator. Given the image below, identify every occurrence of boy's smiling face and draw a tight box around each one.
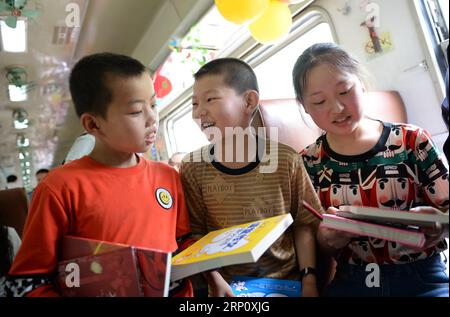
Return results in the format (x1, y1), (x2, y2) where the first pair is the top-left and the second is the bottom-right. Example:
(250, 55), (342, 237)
(192, 74), (251, 142)
(94, 72), (158, 155)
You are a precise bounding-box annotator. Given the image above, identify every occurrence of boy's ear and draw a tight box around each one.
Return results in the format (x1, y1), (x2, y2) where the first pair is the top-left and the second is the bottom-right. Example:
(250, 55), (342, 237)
(244, 90), (259, 115)
(81, 113), (100, 134)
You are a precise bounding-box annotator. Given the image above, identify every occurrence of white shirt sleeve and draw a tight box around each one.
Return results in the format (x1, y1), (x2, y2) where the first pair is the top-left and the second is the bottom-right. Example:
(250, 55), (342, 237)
(65, 133), (96, 163)
(7, 227), (21, 259)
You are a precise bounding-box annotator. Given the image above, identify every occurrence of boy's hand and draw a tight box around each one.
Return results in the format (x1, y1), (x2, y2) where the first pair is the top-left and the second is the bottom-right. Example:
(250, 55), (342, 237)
(317, 207), (358, 252)
(410, 206), (449, 248)
(205, 270), (235, 297)
(301, 275), (319, 297)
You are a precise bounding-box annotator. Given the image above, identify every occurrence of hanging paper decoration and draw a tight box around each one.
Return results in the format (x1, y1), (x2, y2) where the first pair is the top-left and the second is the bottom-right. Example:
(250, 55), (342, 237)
(0, 0), (39, 28)
(168, 25), (218, 74)
(249, 1), (292, 44)
(6, 66), (28, 86)
(337, 1), (352, 15)
(153, 71), (173, 98)
(168, 37), (182, 53)
(360, 16), (382, 53)
(215, 0), (269, 25)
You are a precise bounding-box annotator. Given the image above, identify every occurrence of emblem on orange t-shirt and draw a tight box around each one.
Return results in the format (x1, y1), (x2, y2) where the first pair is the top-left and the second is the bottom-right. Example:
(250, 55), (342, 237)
(156, 188), (173, 209)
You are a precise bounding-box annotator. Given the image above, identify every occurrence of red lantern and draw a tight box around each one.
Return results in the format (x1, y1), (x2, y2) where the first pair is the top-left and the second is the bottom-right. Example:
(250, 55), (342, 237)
(153, 73), (172, 98)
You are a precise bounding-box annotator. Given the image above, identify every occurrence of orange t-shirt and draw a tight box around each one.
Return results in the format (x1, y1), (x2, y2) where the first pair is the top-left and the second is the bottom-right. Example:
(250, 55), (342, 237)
(8, 156), (192, 297)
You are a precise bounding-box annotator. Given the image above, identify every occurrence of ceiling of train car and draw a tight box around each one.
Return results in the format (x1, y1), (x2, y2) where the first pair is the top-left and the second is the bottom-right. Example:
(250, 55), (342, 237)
(0, 0), (210, 188)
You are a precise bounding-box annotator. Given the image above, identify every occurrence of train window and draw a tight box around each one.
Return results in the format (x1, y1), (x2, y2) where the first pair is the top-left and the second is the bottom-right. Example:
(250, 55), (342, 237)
(254, 22), (335, 100)
(159, 6), (252, 157)
(416, 0), (449, 78)
(155, 7), (248, 112)
(161, 6), (336, 157)
(166, 104), (208, 156)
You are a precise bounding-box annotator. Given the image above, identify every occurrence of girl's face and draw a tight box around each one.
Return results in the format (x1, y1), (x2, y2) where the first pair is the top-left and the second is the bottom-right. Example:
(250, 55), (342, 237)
(301, 63), (366, 137)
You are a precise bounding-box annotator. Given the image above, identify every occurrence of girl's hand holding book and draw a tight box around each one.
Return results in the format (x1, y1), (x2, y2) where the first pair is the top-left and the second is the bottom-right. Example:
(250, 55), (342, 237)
(317, 207), (360, 252)
(410, 206), (449, 247)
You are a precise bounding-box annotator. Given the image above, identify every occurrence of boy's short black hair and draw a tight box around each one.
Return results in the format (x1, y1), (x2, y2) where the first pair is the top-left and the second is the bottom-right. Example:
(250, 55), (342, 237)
(69, 53), (147, 118)
(36, 168), (49, 175)
(6, 175), (17, 183)
(194, 58), (259, 94)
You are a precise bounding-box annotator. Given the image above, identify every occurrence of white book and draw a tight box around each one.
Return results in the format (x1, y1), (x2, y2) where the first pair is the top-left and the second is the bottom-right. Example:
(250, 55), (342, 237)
(337, 205), (449, 227)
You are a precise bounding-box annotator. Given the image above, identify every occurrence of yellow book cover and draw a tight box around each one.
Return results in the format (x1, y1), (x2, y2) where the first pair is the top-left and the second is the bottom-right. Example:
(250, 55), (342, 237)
(171, 214), (293, 281)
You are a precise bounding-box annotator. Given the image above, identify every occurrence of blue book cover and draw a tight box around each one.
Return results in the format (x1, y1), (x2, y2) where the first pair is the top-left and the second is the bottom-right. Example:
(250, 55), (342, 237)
(230, 276), (301, 297)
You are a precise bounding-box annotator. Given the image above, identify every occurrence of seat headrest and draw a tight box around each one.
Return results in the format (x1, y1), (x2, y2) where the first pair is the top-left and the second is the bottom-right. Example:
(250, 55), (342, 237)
(0, 187), (28, 237)
(253, 91), (407, 152)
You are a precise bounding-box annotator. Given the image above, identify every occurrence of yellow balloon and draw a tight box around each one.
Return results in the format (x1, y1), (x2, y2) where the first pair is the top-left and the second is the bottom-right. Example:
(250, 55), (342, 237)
(249, 1), (292, 44)
(275, 0), (305, 4)
(215, 0), (270, 24)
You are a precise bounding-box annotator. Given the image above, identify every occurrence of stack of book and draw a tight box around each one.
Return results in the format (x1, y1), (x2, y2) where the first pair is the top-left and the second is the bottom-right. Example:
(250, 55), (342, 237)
(303, 201), (449, 248)
(58, 214), (294, 296)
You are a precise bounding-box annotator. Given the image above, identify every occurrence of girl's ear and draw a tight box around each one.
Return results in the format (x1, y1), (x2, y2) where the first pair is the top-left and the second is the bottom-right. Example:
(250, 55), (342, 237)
(81, 113), (100, 134)
(244, 90), (259, 115)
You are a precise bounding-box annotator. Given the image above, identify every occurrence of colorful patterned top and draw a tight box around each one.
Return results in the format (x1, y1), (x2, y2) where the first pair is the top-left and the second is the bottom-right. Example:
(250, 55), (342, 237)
(301, 121), (449, 265)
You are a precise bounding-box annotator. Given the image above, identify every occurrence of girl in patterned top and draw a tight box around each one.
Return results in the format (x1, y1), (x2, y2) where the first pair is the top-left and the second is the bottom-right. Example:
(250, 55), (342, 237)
(292, 42), (449, 297)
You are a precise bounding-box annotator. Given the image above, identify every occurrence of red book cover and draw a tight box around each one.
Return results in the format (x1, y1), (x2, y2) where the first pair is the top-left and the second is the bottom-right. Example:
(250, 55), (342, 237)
(57, 236), (171, 297)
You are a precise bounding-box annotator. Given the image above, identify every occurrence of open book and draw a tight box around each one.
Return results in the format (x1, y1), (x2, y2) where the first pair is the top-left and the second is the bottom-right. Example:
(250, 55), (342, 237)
(322, 214), (426, 248)
(337, 205), (449, 227)
(171, 214), (293, 281)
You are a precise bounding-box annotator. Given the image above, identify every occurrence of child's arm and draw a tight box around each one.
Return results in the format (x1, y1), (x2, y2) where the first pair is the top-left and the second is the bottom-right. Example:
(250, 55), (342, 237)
(293, 157), (323, 297)
(174, 172), (196, 252)
(203, 270), (234, 297)
(179, 160), (209, 240)
(412, 128), (449, 248)
(7, 183), (70, 297)
(294, 224), (318, 297)
(413, 128), (449, 213)
(180, 159), (235, 297)
(180, 159), (230, 296)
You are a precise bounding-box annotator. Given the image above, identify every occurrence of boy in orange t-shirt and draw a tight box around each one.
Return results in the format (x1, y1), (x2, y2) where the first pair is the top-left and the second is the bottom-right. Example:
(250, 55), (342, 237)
(7, 53), (193, 297)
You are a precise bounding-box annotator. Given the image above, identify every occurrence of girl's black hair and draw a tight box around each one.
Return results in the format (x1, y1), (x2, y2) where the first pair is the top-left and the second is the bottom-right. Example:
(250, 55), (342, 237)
(292, 42), (370, 103)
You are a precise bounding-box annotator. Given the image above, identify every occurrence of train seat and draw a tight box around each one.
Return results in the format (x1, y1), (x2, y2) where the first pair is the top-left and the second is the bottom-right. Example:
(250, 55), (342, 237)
(0, 187), (29, 238)
(253, 91), (407, 152)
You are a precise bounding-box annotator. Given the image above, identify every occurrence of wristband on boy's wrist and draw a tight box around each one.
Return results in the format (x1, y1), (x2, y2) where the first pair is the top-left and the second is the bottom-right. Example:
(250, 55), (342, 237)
(299, 267), (317, 280)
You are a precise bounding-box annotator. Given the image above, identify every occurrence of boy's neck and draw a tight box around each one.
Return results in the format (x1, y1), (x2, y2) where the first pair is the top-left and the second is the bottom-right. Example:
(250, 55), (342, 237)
(89, 146), (139, 168)
(326, 118), (383, 156)
(213, 133), (259, 169)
